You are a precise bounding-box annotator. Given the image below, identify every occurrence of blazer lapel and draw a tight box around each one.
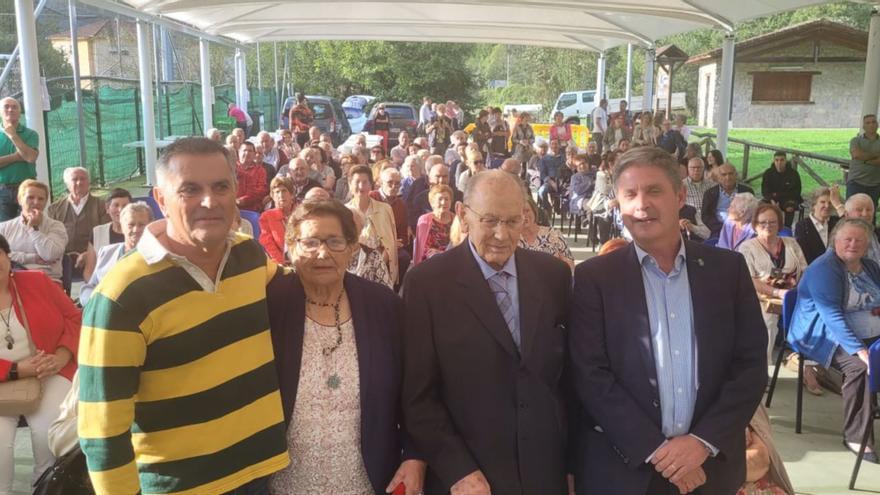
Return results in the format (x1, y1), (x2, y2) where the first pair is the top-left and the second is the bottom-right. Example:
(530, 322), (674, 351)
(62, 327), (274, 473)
(621, 244), (659, 392)
(345, 274), (373, 418)
(282, 276), (307, 424)
(454, 243), (519, 358)
(515, 250), (542, 360)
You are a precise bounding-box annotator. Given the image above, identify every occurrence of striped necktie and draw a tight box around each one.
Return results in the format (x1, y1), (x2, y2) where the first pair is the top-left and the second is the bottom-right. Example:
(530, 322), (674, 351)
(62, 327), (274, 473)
(488, 271), (519, 350)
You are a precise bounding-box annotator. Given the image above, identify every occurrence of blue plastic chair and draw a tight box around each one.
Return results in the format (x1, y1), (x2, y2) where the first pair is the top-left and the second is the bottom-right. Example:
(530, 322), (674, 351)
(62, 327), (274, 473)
(779, 226), (793, 237)
(134, 195), (164, 220)
(240, 210), (261, 240)
(765, 290), (807, 433)
(703, 237), (719, 247)
(849, 338), (880, 489)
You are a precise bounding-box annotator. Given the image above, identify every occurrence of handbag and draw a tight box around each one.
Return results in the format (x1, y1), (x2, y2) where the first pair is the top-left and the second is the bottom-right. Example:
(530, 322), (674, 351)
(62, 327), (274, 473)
(0, 278), (42, 417)
(32, 445), (94, 495)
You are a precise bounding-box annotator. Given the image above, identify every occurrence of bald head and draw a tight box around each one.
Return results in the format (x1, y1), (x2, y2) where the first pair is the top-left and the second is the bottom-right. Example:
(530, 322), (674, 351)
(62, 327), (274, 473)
(464, 169), (522, 207)
(1, 97), (21, 126)
(500, 158), (522, 176)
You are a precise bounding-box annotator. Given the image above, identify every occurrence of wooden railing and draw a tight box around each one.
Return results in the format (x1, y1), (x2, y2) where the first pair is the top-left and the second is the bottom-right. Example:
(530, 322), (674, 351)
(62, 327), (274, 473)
(690, 131), (850, 188)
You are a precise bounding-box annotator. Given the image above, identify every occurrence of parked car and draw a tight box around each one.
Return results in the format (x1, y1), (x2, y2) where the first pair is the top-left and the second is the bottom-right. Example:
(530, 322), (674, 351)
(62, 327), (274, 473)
(279, 95), (352, 146)
(552, 90), (598, 125)
(362, 102), (418, 148)
(343, 95), (375, 111)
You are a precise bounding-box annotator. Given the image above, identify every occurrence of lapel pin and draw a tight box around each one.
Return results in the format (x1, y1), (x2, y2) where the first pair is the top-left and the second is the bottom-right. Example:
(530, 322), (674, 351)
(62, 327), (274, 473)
(696, 258), (704, 267)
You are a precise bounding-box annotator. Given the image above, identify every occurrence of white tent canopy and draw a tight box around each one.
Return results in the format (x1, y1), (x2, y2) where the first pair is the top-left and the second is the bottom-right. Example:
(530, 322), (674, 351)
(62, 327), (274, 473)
(123, 0), (835, 50)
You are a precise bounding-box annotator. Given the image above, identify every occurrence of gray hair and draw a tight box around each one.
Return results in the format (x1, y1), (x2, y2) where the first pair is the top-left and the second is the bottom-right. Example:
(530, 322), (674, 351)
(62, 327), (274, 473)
(120, 201), (153, 222)
(729, 192), (760, 222)
(402, 155), (424, 179)
(808, 187), (831, 208)
(380, 166), (401, 182)
(830, 217), (874, 246)
(613, 146), (681, 189)
(845, 193), (874, 213)
(62, 167), (89, 185)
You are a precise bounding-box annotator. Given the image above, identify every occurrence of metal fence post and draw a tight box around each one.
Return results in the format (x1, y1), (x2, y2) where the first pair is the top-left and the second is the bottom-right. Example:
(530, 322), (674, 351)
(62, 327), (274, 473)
(93, 84), (106, 187)
(134, 87), (144, 176)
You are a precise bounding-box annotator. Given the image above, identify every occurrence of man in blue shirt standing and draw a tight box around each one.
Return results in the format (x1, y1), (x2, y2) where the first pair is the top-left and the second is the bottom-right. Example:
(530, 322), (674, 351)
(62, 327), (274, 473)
(0, 97), (39, 221)
(537, 138), (564, 212)
(568, 146), (767, 495)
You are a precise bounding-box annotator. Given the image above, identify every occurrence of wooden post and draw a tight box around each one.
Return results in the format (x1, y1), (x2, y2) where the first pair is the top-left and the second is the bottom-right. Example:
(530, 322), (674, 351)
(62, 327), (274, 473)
(742, 143), (750, 180)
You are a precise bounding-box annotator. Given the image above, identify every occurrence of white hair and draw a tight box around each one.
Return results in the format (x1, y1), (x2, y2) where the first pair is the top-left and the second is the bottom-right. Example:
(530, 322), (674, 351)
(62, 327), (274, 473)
(845, 193), (874, 213)
(120, 201), (153, 222)
(729, 192), (759, 223)
(62, 167), (89, 185)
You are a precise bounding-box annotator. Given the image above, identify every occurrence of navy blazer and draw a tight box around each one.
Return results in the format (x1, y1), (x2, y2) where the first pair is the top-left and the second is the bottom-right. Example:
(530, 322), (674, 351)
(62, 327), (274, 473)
(267, 271), (414, 494)
(701, 184), (754, 236)
(568, 240), (767, 495)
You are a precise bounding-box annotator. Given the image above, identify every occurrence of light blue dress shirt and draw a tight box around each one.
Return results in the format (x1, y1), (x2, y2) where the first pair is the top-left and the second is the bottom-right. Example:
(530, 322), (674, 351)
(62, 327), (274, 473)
(468, 240), (520, 348)
(716, 188), (736, 223)
(634, 241), (697, 439)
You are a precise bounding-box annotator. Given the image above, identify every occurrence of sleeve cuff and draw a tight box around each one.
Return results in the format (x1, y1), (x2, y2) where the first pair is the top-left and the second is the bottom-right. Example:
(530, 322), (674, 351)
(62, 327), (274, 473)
(646, 439), (668, 463)
(689, 434), (719, 457)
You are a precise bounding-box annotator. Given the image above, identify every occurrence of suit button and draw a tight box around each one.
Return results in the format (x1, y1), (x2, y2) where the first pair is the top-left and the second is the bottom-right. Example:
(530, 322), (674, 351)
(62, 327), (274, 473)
(519, 401), (527, 409)
(652, 400), (660, 408)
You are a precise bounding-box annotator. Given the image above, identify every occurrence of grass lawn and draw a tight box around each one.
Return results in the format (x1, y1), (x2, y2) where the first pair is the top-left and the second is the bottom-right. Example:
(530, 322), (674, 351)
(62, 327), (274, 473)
(691, 128), (859, 195)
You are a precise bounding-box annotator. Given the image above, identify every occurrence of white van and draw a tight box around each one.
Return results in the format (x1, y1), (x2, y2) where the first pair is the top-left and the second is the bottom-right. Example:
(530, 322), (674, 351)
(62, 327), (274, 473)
(552, 90), (597, 124)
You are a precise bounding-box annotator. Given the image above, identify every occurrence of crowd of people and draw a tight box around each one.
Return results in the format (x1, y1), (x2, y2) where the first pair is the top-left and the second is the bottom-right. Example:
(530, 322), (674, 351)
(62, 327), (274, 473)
(0, 88), (878, 495)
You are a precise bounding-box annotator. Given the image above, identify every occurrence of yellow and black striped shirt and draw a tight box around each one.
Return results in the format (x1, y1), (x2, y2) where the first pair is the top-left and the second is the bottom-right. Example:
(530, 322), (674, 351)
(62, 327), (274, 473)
(78, 232), (289, 495)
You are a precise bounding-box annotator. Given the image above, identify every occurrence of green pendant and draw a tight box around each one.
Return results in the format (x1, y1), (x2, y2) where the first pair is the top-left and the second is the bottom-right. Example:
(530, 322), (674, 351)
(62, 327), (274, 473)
(327, 374), (341, 389)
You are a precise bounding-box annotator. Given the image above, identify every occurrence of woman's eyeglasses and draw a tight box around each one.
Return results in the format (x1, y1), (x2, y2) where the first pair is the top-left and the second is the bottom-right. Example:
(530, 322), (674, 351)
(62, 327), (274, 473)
(295, 237), (349, 254)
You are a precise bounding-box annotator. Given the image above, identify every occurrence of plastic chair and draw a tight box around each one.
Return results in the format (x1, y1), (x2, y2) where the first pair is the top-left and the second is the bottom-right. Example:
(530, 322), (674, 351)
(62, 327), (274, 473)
(240, 210), (261, 240)
(849, 338), (880, 490)
(703, 237), (719, 247)
(134, 195), (164, 220)
(779, 226), (793, 237)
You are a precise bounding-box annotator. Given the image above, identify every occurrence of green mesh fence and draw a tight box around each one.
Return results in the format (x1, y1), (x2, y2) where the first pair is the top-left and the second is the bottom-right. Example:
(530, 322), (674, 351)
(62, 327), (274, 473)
(40, 77), (281, 198)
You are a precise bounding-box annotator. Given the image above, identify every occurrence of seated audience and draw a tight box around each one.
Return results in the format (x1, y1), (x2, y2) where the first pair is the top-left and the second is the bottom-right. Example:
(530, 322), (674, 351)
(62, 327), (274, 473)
(79, 202), (152, 306)
(602, 115), (630, 152)
(284, 157), (321, 202)
(235, 141), (269, 212)
(762, 151), (803, 227)
(401, 155), (424, 200)
(259, 176), (296, 265)
(536, 139), (564, 210)
(657, 118), (687, 160)
(277, 128), (300, 161)
(371, 167), (411, 281)
(788, 218), (880, 463)
(568, 155), (594, 216)
(304, 187), (331, 202)
(266, 199), (425, 494)
(718, 192), (759, 250)
(519, 197), (574, 271)
(92, 187), (131, 253)
(631, 111), (659, 146)
(258, 131), (287, 185)
(795, 187), (839, 264)
(47, 167), (108, 283)
(408, 164), (462, 231)
(308, 145), (336, 192)
(0, 234), (80, 492)
(842, 193), (880, 266)
(232, 206), (254, 236)
(0, 180), (66, 280)
(457, 149), (486, 196)
(701, 163), (754, 237)
(346, 166), (398, 288)
(679, 203), (710, 241)
(739, 405), (795, 495)
(683, 157), (716, 217)
(413, 185), (454, 265)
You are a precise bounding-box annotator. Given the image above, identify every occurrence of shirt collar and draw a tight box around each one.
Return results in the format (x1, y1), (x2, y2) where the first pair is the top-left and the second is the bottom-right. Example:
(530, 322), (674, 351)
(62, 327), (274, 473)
(810, 214), (827, 229)
(68, 194), (88, 207)
(467, 238), (517, 281)
(633, 237), (687, 273)
(138, 220), (233, 266)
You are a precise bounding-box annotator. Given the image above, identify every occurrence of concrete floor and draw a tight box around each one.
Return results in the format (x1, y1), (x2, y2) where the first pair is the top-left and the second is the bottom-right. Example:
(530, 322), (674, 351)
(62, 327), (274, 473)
(8, 215), (879, 495)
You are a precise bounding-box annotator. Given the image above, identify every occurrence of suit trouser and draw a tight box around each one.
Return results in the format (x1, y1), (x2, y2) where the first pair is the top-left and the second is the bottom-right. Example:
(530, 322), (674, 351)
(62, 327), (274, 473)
(831, 337), (878, 445)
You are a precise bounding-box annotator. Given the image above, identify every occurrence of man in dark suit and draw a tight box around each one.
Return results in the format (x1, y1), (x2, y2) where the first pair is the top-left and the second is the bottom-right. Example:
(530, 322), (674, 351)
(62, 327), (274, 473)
(403, 170), (572, 495)
(701, 163), (754, 237)
(569, 147), (767, 495)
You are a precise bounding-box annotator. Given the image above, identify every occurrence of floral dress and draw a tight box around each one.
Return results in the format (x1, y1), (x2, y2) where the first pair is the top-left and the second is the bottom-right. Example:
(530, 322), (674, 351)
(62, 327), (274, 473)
(348, 215), (393, 288)
(424, 217), (451, 260)
(518, 226), (574, 267)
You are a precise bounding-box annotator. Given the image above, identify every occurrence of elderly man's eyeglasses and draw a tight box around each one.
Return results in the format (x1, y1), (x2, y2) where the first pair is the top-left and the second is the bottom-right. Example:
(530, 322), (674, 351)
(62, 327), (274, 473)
(295, 237), (349, 253)
(464, 204), (524, 230)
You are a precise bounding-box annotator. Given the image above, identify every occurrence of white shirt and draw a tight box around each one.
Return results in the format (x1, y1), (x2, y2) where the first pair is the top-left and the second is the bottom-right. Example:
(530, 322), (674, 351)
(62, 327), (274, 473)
(0, 311), (29, 363)
(810, 214), (829, 247)
(68, 195), (87, 216)
(592, 106), (608, 133)
(0, 215), (68, 280)
(138, 221), (233, 293)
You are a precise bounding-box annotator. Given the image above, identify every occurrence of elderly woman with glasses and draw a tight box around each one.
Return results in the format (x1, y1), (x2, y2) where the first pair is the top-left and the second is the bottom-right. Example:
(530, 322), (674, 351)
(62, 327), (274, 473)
(266, 199), (426, 494)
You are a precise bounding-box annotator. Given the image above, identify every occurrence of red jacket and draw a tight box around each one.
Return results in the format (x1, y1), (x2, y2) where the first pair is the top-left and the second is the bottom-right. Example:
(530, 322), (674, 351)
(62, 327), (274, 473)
(0, 271), (81, 382)
(259, 208), (287, 264)
(236, 162), (268, 212)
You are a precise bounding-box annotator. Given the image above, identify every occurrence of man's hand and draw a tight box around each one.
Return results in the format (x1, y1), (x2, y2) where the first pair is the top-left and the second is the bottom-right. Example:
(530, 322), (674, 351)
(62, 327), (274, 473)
(651, 435), (709, 483)
(451, 470), (491, 495)
(679, 219), (692, 231)
(2, 121), (16, 138)
(672, 466), (706, 494)
(385, 459), (426, 495)
(75, 252), (87, 269)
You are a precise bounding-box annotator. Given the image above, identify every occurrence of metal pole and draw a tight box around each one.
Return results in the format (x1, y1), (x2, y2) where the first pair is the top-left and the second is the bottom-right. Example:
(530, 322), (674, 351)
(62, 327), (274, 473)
(643, 47), (655, 114)
(239, 50), (248, 114)
(506, 45), (510, 85)
(152, 24), (164, 139)
(256, 41), (263, 121)
(861, 7), (880, 121)
(273, 41), (279, 122)
(0, 0), (48, 91)
(717, 33), (736, 156)
(625, 43), (633, 104)
(234, 48), (242, 109)
(199, 38), (213, 133)
(13, 0), (48, 183)
(67, 0), (87, 167)
(136, 20), (157, 186)
(595, 51), (606, 100)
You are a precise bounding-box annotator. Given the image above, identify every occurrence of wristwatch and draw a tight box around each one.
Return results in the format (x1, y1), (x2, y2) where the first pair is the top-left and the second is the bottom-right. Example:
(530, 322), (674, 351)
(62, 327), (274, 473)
(8, 363), (18, 381)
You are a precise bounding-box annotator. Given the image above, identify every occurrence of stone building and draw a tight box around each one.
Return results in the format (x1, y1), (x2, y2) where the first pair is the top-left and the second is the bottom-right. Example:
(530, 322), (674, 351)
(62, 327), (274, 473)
(688, 19), (868, 129)
(49, 19), (138, 88)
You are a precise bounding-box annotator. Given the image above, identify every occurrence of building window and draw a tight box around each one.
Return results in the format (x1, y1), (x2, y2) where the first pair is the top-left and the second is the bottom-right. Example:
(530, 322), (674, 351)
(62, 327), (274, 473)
(751, 72), (815, 103)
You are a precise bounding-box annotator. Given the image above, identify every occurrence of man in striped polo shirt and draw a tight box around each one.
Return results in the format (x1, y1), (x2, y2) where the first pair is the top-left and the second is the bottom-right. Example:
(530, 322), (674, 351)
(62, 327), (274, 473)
(78, 138), (289, 495)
